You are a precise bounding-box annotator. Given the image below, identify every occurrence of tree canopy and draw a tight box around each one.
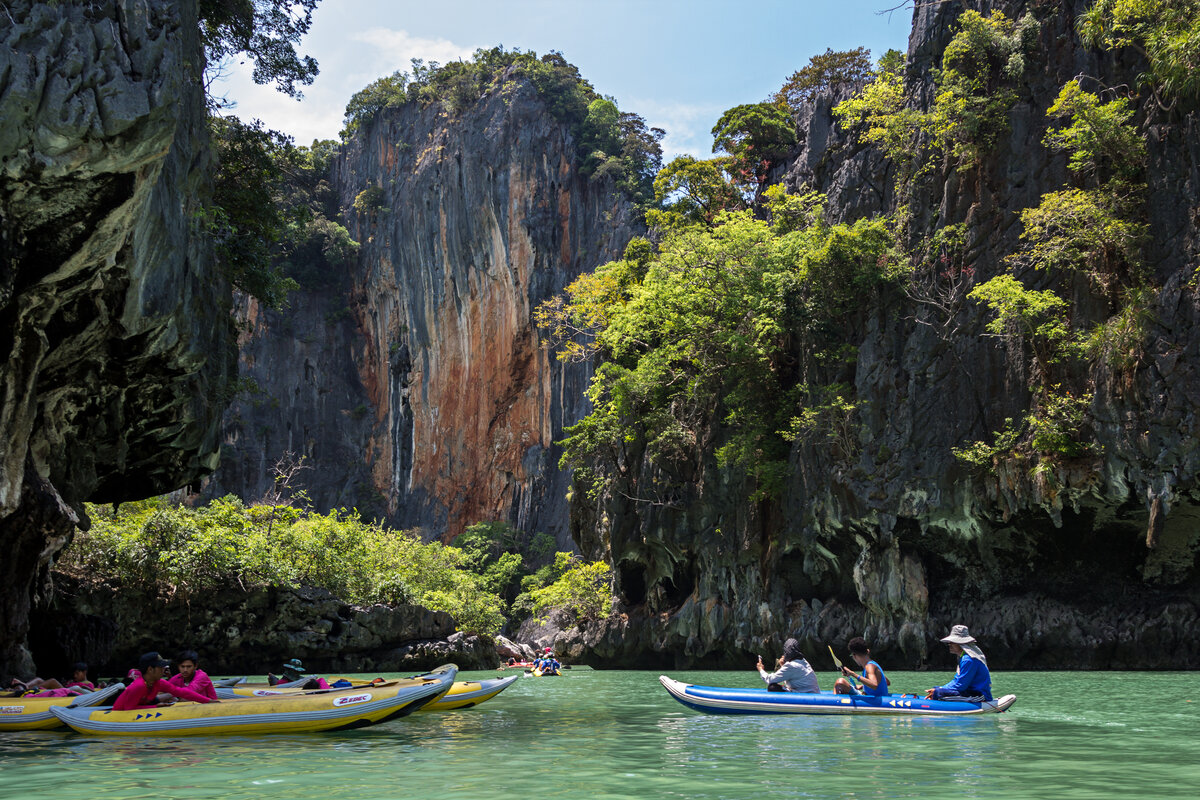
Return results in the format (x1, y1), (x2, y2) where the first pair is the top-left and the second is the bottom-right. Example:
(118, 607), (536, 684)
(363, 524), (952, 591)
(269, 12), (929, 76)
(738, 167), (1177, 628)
(200, 0), (320, 99)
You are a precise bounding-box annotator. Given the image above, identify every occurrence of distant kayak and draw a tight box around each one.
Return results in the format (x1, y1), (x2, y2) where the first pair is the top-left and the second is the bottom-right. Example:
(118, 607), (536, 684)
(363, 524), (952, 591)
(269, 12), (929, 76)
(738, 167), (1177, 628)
(50, 665), (456, 736)
(659, 676), (1016, 716)
(0, 684), (124, 731)
(526, 667), (562, 677)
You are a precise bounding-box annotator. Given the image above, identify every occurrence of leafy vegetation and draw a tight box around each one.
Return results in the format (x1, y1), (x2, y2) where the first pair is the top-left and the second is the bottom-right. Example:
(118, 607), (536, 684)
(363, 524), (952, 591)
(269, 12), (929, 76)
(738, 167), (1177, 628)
(62, 497), (507, 634)
(206, 120), (359, 304)
(200, 0), (320, 100)
(773, 47), (875, 113)
(835, 11), (1037, 186)
(928, 10), (1038, 171)
(1079, 0), (1200, 109)
(710, 102), (797, 193)
(538, 187), (905, 502)
(205, 116), (301, 308)
(525, 553), (614, 624)
(60, 500), (616, 635)
(342, 47), (664, 211)
(955, 58), (1153, 473)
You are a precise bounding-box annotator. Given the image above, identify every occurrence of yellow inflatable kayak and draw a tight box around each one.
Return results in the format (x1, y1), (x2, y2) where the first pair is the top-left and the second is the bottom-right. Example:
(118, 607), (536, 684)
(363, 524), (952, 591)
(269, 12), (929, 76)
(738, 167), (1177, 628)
(216, 674), (520, 711)
(49, 665), (457, 736)
(0, 684), (124, 731)
(422, 674), (519, 711)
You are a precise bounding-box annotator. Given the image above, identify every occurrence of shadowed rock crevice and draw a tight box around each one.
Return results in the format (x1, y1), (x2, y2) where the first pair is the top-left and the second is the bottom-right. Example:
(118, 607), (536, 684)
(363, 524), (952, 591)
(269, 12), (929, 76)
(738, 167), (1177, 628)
(0, 0), (236, 677)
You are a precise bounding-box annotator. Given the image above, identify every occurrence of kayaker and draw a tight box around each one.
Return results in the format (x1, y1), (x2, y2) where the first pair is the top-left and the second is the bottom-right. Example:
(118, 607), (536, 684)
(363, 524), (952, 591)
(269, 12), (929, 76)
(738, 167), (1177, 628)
(112, 652), (219, 711)
(7, 662), (94, 696)
(925, 624), (993, 701)
(167, 650), (217, 700)
(65, 662), (96, 692)
(833, 637), (889, 696)
(756, 638), (820, 693)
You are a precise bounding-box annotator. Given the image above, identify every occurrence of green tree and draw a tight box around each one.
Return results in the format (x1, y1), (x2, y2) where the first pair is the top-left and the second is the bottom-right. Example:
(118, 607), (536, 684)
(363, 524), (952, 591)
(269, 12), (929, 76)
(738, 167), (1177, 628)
(528, 553), (614, 623)
(711, 102), (798, 192)
(206, 116), (300, 308)
(928, 10), (1038, 171)
(833, 50), (925, 167)
(539, 190), (904, 502)
(647, 155), (745, 228)
(1079, 0), (1200, 108)
(773, 47), (875, 113)
(200, 0), (320, 99)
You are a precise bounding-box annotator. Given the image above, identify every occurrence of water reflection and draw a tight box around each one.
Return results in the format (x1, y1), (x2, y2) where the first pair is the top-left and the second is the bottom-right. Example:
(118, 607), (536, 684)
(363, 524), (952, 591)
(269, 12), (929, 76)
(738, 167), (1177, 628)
(0, 671), (1195, 800)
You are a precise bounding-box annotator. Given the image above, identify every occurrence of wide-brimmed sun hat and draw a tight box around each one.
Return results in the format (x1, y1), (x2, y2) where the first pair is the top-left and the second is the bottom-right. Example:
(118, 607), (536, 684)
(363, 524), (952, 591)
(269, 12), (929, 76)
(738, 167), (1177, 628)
(941, 625), (987, 663)
(940, 625), (976, 645)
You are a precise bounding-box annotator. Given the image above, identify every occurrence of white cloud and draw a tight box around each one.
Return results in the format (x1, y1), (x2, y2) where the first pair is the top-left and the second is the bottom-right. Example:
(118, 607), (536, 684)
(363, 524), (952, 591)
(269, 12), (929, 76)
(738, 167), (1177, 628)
(626, 98), (726, 162)
(209, 28), (478, 143)
(352, 28), (476, 72)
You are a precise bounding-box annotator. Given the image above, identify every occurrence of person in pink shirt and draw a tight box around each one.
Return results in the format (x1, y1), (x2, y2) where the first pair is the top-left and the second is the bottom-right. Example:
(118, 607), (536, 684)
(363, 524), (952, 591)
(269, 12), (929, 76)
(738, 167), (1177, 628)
(112, 652), (219, 711)
(8, 662), (95, 696)
(64, 662), (96, 691)
(166, 650), (217, 700)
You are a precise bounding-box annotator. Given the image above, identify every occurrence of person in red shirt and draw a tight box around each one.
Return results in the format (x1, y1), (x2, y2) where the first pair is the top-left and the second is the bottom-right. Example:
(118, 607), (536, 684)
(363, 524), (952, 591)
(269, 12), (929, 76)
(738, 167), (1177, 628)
(112, 652), (218, 711)
(166, 650), (217, 700)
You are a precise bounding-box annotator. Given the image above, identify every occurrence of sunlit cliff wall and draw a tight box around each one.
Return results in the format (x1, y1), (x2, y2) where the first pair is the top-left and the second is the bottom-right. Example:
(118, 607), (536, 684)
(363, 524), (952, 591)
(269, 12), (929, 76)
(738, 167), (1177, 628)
(208, 76), (637, 546)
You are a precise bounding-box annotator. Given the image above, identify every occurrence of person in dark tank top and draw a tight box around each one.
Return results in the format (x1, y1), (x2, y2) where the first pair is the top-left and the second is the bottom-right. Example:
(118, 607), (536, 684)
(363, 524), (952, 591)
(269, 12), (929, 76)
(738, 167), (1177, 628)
(833, 636), (889, 696)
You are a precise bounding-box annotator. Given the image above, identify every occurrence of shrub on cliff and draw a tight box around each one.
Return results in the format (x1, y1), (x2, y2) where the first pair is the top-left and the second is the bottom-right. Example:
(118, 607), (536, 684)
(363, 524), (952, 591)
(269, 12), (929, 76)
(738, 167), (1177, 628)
(773, 47), (875, 113)
(537, 187), (906, 502)
(522, 553), (614, 624)
(61, 497), (505, 635)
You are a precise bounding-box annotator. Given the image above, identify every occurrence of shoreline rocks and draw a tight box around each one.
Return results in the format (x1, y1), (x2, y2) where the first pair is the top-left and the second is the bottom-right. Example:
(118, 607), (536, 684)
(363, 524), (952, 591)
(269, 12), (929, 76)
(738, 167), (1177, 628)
(29, 574), (496, 676)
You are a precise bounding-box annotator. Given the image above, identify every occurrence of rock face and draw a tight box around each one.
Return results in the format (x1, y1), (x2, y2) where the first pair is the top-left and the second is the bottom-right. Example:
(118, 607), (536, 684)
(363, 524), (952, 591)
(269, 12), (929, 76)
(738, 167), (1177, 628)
(205, 77), (637, 546)
(32, 575), (496, 675)
(565, 0), (1200, 669)
(0, 0), (235, 677)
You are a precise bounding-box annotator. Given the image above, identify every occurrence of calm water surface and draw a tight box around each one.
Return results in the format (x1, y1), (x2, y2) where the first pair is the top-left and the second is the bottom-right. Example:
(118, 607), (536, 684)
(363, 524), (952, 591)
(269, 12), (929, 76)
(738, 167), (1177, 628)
(1, 670), (1196, 799)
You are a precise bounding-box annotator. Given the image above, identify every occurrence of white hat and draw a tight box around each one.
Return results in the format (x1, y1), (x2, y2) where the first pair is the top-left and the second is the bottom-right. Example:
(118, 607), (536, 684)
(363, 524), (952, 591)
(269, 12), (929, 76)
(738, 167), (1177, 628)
(940, 625), (976, 645)
(941, 624), (987, 663)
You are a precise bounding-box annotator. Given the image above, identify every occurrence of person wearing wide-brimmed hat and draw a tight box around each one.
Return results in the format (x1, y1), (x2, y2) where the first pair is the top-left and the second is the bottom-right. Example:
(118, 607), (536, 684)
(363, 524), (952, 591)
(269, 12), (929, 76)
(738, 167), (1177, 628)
(756, 638), (820, 693)
(925, 625), (992, 701)
(268, 658), (331, 690)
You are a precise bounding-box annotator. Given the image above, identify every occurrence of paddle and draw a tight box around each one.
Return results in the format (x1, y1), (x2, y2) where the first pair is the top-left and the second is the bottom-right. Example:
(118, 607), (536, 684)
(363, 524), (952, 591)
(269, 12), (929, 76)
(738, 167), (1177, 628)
(827, 645), (861, 690)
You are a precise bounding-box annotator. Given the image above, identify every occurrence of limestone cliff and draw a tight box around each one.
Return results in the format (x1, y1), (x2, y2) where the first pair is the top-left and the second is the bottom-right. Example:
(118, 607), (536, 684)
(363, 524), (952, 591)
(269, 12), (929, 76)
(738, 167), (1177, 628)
(207, 76), (637, 546)
(0, 0), (235, 676)
(560, 0), (1200, 669)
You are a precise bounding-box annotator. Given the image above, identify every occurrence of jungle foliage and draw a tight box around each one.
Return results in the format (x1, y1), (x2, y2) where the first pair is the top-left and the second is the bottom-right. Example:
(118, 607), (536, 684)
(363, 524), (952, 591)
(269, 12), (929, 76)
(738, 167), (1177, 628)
(207, 120), (358, 303)
(61, 500), (614, 635)
(63, 497), (507, 635)
(537, 187), (905, 502)
(834, 11), (1038, 183)
(1079, 0), (1200, 109)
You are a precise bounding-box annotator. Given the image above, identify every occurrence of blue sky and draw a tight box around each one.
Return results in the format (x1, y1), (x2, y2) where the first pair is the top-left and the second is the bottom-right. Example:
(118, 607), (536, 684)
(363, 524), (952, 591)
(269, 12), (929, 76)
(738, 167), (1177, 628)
(215, 0), (913, 159)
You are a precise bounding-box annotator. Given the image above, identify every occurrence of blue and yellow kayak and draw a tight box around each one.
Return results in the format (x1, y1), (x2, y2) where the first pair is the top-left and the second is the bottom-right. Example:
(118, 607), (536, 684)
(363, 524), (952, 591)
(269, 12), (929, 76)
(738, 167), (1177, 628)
(659, 676), (1016, 716)
(49, 665), (457, 736)
(0, 684), (124, 731)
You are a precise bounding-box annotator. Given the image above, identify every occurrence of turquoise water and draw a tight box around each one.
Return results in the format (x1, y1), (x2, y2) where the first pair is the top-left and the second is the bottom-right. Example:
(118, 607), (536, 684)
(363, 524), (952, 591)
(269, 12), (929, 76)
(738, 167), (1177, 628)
(1, 670), (1197, 799)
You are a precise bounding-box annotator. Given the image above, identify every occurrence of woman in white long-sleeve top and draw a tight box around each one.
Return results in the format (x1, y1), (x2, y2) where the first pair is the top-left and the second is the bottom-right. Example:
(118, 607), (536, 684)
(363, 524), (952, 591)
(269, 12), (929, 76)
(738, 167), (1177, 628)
(756, 638), (820, 693)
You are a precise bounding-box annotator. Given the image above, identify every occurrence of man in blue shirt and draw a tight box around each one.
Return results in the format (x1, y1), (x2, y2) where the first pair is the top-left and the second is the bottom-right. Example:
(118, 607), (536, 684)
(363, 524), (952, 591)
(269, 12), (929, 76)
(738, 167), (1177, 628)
(926, 624), (992, 701)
